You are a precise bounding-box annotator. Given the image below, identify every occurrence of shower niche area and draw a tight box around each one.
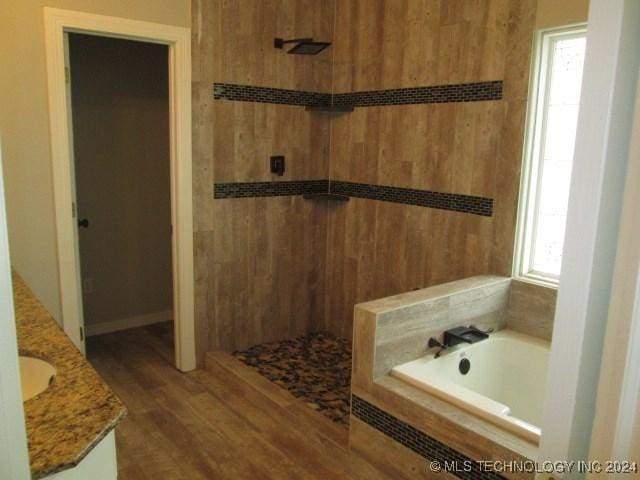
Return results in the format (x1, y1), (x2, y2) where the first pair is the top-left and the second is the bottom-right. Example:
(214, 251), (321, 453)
(192, 0), (538, 428)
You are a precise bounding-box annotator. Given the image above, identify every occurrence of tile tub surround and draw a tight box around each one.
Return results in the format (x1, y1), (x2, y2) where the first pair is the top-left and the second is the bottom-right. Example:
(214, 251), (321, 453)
(507, 280), (557, 341)
(351, 381), (535, 480)
(369, 276), (511, 379)
(13, 272), (126, 479)
(351, 395), (507, 480)
(350, 276), (539, 480)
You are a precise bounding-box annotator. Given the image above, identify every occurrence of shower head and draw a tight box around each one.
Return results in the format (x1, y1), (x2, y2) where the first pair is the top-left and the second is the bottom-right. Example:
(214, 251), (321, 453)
(287, 40), (331, 55)
(274, 37), (331, 55)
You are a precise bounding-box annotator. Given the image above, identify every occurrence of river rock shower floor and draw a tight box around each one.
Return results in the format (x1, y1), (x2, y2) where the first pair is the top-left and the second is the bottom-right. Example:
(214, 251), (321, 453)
(233, 332), (352, 426)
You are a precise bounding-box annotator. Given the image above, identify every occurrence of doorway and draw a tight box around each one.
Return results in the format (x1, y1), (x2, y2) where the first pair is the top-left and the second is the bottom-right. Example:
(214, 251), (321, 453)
(67, 33), (174, 361)
(43, 8), (195, 371)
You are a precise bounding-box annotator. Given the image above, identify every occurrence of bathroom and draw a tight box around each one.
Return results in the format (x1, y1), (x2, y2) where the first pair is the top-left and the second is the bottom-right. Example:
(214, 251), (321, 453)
(1, 0), (640, 479)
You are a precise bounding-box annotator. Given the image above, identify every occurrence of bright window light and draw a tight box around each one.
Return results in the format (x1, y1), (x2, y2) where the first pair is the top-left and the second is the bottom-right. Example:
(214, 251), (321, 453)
(515, 26), (587, 286)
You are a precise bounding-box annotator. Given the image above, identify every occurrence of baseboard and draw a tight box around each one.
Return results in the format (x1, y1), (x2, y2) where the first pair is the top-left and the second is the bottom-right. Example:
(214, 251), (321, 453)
(86, 310), (173, 337)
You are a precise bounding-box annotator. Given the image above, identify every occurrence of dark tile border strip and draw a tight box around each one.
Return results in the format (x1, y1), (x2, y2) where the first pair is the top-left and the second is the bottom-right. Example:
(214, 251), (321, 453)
(333, 81), (503, 107)
(214, 83), (330, 107)
(213, 180), (493, 217)
(351, 395), (507, 480)
(330, 181), (493, 216)
(214, 180), (329, 199)
(213, 81), (502, 108)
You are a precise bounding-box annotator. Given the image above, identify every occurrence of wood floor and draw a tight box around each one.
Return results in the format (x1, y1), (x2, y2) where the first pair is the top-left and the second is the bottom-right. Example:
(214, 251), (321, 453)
(86, 323), (391, 480)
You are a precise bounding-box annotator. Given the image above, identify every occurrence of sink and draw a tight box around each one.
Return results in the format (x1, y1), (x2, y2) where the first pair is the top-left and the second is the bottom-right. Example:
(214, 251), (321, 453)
(19, 356), (56, 401)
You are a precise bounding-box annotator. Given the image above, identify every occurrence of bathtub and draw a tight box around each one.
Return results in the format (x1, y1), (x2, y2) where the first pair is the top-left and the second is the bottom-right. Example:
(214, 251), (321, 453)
(390, 330), (550, 443)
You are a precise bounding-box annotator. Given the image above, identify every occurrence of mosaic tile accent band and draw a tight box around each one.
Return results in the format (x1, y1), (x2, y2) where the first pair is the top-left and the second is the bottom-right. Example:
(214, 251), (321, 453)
(214, 83), (330, 107)
(213, 81), (502, 108)
(332, 81), (503, 107)
(214, 180), (329, 199)
(330, 181), (493, 216)
(214, 180), (493, 216)
(351, 395), (507, 480)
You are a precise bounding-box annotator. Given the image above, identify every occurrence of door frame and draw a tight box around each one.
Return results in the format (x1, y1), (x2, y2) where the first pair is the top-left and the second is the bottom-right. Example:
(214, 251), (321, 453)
(43, 8), (196, 371)
(587, 73), (640, 466)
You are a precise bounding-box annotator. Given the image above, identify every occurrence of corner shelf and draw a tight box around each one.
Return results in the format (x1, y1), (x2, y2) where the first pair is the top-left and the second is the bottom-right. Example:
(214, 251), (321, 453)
(305, 105), (354, 114)
(302, 193), (350, 202)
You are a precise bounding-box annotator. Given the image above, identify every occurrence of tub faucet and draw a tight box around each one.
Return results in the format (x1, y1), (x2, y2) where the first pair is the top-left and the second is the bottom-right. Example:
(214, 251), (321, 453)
(469, 324), (494, 334)
(427, 337), (448, 358)
(443, 326), (489, 348)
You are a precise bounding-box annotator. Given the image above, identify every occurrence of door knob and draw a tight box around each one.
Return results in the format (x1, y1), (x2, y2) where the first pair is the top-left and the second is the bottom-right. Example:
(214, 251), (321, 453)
(78, 218), (89, 228)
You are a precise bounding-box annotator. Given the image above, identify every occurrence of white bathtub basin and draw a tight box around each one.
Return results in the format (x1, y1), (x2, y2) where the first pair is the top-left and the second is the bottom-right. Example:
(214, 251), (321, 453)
(391, 329), (550, 443)
(19, 356), (56, 401)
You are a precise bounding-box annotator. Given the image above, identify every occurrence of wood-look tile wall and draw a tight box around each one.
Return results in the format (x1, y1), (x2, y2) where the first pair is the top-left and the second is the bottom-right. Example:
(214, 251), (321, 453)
(322, 0), (537, 338)
(192, 0), (334, 356)
(191, 0), (538, 356)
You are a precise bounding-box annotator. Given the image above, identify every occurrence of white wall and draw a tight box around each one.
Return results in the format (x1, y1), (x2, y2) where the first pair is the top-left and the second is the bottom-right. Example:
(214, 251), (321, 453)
(0, 0), (189, 321)
(0, 139), (31, 480)
(539, 0), (640, 470)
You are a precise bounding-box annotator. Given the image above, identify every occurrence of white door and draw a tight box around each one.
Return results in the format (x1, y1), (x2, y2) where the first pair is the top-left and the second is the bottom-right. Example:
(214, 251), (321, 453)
(62, 32), (87, 354)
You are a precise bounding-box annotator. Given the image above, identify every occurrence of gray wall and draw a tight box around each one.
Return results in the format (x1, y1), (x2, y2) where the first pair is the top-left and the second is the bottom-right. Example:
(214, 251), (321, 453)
(69, 34), (172, 326)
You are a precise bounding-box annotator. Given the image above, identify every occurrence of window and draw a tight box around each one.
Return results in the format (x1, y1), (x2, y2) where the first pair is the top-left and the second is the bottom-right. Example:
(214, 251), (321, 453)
(515, 25), (587, 286)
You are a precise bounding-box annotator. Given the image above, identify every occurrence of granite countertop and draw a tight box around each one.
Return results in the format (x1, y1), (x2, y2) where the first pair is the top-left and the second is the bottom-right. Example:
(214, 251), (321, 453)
(13, 273), (126, 479)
